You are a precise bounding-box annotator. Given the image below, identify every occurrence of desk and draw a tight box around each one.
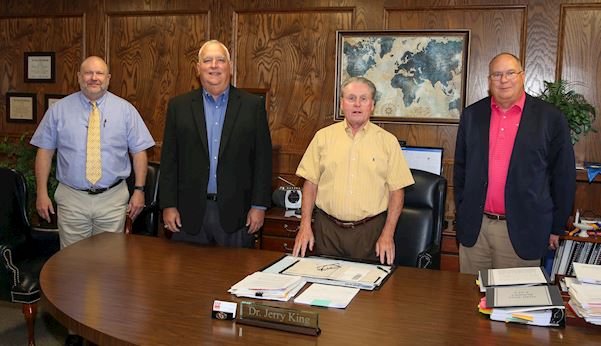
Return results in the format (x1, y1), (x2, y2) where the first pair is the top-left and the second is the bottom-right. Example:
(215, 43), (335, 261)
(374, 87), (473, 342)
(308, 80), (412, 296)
(41, 233), (600, 345)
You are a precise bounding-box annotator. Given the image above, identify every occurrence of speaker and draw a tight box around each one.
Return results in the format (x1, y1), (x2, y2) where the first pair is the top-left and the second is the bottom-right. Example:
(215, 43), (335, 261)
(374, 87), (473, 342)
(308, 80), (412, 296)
(272, 186), (302, 210)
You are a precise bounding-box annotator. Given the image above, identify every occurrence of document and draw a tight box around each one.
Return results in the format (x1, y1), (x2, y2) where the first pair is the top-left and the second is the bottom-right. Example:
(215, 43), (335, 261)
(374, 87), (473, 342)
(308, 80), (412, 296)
(486, 285), (564, 308)
(573, 263), (601, 284)
(294, 283), (360, 309)
(228, 272), (306, 302)
(479, 267), (549, 289)
(263, 255), (392, 290)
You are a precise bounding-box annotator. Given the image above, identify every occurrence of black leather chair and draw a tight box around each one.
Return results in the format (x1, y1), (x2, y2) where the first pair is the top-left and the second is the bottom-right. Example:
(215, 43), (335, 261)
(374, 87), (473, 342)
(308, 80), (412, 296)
(125, 161), (160, 236)
(394, 169), (447, 269)
(0, 167), (60, 346)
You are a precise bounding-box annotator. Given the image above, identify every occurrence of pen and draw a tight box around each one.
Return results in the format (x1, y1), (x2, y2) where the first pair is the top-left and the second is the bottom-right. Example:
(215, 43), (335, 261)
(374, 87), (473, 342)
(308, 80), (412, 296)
(377, 266), (390, 274)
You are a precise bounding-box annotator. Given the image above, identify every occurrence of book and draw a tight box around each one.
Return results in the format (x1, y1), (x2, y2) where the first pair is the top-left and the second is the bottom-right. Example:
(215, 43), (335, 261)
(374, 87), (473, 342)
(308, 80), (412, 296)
(567, 242), (584, 276)
(489, 306), (566, 327)
(557, 240), (574, 275)
(486, 285), (564, 309)
(550, 241), (566, 281)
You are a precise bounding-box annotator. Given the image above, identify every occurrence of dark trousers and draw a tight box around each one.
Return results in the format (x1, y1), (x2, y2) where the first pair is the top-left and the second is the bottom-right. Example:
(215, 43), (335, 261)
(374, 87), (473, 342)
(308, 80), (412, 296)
(171, 200), (254, 248)
(313, 208), (386, 262)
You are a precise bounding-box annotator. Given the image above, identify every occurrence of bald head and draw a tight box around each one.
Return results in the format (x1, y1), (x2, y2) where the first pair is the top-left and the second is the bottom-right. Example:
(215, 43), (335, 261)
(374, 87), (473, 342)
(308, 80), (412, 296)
(488, 52), (522, 74)
(78, 56), (111, 101)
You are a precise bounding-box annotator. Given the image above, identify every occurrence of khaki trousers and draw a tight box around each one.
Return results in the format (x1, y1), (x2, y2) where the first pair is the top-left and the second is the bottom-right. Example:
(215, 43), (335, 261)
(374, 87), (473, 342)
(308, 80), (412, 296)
(459, 215), (541, 275)
(54, 181), (129, 248)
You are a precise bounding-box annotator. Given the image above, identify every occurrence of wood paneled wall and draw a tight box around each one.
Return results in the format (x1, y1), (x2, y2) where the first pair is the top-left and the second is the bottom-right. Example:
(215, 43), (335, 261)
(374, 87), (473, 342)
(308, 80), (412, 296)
(1, 0), (600, 271)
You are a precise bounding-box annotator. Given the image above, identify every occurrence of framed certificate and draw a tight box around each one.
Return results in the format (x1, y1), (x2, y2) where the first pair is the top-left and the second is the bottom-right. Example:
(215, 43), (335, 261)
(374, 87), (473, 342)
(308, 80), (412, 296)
(24, 52), (56, 83)
(6, 92), (37, 123)
(44, 93), (66, 111)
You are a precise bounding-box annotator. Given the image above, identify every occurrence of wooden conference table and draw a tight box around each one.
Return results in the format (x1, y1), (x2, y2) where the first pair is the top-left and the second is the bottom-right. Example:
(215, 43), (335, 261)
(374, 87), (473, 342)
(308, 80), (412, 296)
(41, 233), (601, 345)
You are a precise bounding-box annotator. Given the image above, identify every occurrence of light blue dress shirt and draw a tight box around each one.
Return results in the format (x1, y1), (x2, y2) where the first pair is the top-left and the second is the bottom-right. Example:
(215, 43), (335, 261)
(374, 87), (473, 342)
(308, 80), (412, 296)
(203, 88), (228, 194)
(30, 91), (155, 190)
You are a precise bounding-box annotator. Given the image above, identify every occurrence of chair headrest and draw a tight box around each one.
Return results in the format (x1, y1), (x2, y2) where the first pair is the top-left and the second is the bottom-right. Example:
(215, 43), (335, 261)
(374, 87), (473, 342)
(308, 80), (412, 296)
(403, 169), (446, 209)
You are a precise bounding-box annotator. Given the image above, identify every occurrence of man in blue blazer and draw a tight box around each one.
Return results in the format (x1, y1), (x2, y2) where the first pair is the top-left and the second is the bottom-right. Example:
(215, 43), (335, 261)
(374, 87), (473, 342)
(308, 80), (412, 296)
(454, 53), (575, 274)
(160, 40), (272, 247)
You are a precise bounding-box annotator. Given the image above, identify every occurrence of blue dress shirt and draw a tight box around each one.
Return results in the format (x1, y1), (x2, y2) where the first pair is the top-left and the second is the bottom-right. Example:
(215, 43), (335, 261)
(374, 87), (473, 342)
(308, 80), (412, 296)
(30, 91), (155, 189)
(202, 88), (228, 194)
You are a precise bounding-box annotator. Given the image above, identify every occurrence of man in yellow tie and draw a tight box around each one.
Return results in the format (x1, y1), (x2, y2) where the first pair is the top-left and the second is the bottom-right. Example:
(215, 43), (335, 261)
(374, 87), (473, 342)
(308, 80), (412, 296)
(31, 56), (155, 250)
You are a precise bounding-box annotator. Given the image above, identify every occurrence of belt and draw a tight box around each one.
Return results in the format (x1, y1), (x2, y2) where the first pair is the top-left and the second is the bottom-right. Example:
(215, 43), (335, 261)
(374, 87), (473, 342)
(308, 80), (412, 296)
(324, 211), (379, 229)
(484, 212), (506, 221)
(81, 179), (123, 195)
(207, 193), (218, 201)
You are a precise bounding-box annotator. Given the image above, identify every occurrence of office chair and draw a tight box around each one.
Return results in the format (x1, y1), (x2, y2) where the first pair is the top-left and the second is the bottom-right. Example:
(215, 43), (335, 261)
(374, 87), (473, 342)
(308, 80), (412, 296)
(394, 169), (447, 269)
(0, 167), (60, 346)
(124, 161), (160, 236)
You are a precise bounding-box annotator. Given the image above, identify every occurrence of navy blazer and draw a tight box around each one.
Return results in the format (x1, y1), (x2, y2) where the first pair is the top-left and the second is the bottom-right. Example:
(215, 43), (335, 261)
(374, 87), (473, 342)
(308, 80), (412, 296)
(453, 94), (575, 260)
(159, 86), (272, 234)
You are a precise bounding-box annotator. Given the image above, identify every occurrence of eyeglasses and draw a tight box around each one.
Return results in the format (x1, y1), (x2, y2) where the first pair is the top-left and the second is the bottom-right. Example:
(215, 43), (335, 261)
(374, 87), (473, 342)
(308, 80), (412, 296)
(342, 95), (372, 105)
(489, 70), (523, 81)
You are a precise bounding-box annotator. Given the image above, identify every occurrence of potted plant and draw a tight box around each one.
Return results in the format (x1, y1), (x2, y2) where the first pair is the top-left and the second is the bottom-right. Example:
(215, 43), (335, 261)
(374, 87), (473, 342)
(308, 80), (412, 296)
(536, 80), (597, 144)
(0, 134), (58, 228)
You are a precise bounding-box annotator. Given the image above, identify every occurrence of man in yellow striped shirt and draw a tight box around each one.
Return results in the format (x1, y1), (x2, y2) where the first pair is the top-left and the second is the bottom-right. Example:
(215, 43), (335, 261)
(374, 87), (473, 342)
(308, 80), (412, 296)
(292, 77), (414, 265)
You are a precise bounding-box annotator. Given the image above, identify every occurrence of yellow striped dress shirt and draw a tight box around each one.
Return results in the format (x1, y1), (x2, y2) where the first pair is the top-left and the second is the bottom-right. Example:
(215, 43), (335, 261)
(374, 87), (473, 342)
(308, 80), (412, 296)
(296, 120), (414, 221)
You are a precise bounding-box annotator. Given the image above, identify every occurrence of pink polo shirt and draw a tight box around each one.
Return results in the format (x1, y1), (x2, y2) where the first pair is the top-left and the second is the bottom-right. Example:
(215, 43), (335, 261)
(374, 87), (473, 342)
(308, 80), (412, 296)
(484, 92), (526, 215)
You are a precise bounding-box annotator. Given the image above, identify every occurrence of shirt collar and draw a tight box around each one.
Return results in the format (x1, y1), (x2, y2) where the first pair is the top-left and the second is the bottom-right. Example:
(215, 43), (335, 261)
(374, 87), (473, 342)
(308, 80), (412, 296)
(79, 91), (108, 107)
(343, 118), (371, 133)
(202, 87), (229, 103)
(491, 91), (526, 112)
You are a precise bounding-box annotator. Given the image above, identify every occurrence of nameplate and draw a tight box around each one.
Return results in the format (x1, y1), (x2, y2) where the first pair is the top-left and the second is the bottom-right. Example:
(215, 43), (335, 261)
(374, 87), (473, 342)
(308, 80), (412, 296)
(238, 301), (320, 336)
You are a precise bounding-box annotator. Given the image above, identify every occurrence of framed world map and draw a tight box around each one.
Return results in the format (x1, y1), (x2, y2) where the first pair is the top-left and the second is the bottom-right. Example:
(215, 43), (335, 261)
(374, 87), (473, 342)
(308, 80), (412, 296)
(334, 30), (470, 124)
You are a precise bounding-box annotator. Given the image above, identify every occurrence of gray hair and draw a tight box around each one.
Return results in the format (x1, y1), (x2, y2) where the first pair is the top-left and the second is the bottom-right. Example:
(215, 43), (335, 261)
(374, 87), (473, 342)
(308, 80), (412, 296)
(198, 40), (231, 62)
(489, 52), (523, 72)
(340, 77), (377, 101)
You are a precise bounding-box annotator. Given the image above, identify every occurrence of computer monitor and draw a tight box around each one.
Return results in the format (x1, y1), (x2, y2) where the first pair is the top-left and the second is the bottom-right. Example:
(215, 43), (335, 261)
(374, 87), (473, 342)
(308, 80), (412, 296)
(400, 144), (444, 176)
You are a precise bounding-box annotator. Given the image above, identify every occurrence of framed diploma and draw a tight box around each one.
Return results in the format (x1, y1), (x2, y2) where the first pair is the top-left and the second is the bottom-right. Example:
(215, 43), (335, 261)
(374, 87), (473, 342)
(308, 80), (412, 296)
(24, 52), (56, 83)
(6, 92), (37, 123)
(44, 93), (66, 111)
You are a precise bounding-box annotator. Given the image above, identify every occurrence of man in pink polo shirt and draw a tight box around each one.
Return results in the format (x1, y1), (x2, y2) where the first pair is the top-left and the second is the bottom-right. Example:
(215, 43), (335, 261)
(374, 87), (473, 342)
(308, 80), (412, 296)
(453, 53), (575, 274)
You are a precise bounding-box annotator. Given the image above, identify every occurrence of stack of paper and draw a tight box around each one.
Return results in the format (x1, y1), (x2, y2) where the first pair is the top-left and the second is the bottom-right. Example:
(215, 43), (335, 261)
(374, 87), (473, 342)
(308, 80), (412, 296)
(294, 283), (360, 309)
(573, 262), (601, 284)
(567, 263), (601, 325)
(476, 267), (565, 327)
(228, 272), (305, 302)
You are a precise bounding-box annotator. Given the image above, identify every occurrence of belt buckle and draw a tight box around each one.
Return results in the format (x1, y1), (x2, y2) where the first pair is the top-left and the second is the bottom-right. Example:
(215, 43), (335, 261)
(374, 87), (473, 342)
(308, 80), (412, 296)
(341, 221), (355, 228)
(88, 187), (105, 195)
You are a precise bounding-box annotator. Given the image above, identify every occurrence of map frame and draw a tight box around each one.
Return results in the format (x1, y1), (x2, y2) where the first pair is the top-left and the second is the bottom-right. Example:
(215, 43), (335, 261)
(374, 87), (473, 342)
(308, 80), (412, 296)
(334, 30), (470, 124)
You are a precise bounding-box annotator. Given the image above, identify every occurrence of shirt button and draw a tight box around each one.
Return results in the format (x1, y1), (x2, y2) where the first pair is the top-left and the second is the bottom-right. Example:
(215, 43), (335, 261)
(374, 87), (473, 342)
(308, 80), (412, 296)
(501, 128), (504, 131)
(214, 156), (217, 160)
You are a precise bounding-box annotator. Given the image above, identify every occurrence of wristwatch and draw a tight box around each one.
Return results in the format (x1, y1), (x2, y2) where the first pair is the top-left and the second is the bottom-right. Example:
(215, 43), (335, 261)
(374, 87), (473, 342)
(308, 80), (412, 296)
(133, 185), (145, 192)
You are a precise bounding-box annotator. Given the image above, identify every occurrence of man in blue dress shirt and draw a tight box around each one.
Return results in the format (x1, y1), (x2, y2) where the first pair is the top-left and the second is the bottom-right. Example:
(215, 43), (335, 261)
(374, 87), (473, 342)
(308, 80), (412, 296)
(31, 56), (155, 249)
(160, 40), (272, 247)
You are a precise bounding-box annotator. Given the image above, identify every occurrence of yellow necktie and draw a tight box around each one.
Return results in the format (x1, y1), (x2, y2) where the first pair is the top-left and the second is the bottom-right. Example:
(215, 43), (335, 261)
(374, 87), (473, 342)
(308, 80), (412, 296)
(86, 101), (102, 184)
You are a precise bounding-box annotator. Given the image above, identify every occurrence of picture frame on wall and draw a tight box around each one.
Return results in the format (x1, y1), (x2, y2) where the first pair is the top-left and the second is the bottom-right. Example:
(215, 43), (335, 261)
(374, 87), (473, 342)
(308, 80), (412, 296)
(24, 52), (56, 83)
(334, 30), (470, 124)
(44, 93), (66, 111)
(6, 92), (37, 123)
